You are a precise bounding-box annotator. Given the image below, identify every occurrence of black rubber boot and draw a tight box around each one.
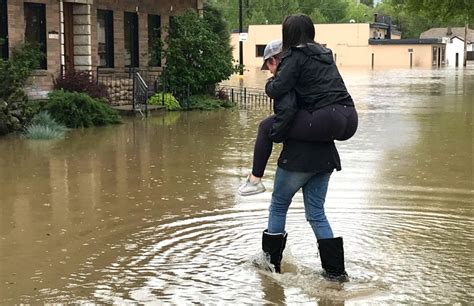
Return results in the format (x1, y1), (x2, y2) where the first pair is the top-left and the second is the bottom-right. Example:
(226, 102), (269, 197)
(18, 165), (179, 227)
(262, 230), (287, 273)
(318, 237), (349, 282)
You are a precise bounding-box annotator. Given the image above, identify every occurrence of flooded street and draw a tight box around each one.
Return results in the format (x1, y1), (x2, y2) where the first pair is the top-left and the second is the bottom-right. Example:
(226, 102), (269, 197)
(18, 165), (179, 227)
(1, 67), (473, 304)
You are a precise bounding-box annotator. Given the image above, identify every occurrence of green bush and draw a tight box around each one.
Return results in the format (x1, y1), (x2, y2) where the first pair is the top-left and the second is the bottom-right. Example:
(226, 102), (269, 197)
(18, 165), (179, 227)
(148, 92), (182, 111)
(187, 94), (235, 111)
(163, 7), (237, 95)
(45, 90), (121, 128)
(21, 99), (48, 124)
(25, 124), (65, 140)
(0, 42), (44, 134)
(31, 111), (67, 132)
(24, 111), (67, 139)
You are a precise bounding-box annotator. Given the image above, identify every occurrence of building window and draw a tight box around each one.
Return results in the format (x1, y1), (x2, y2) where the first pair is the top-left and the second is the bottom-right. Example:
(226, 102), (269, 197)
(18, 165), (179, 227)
(148, 14), (161, 67)
(256, 45), (266, 57)
(97, 10), (114, 68)
(0, 0), (8, 59)
(24, 2), (47, 69)
(124, 12), (139, 67)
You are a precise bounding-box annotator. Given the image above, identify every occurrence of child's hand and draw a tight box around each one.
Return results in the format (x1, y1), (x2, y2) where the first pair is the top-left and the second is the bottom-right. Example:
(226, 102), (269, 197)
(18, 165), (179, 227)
(267, 58), (278, 76)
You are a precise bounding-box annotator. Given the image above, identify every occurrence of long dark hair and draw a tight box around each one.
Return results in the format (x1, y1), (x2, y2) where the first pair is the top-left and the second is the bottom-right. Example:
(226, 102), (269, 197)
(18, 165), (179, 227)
(282, 14), (315, 52)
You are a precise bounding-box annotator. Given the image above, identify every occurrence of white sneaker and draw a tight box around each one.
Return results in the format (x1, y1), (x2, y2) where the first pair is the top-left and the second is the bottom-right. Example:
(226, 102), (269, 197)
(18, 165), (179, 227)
(238, 176), (266, 196)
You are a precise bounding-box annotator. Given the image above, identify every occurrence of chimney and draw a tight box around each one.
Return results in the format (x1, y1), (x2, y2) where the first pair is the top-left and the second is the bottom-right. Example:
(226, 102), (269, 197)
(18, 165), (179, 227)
(447, 27), (453, 36)
(374, 13), (378, 23)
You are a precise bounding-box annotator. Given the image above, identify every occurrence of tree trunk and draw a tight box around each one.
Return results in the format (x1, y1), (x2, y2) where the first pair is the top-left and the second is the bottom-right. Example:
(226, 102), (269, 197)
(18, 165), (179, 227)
(464, 20), (468, 67)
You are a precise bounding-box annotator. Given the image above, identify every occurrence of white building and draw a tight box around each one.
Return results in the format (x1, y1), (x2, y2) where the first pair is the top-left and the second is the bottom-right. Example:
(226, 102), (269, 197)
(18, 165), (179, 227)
(421, 27), (473, 67)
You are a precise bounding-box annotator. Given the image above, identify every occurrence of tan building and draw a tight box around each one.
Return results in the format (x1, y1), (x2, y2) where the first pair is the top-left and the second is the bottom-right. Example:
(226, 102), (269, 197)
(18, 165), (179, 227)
(233, 22), (446, 69)
(1, 0), (203, 98)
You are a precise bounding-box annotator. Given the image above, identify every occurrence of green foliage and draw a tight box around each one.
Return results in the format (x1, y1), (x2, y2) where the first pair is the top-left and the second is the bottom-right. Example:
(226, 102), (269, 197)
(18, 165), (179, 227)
(24, 112), (68, 139)
(361, 0), (374, 7)
(390, 0), (473, 22)
(374, 1), (467, 38)
(45, 90), (121, 128)
(148, 92), (182, 111)
(31, 111), (68, 132)
(0, 42), (44, 102)
(215, 0), (468, 39)
(24, 124), (66, 140)
(345, 1), (373, 23)
(21, 99), (48, 124)
(309, 9), (328, 24)
(187, 94), (236, 111)
(212, 0), (357, 29)
(0, 42), (43, 135)
(163, 6), (236, 95)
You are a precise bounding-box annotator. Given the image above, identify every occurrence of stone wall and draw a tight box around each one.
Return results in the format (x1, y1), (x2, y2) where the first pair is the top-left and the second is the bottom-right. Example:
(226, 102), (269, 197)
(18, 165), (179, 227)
(102, 78), (133, 106)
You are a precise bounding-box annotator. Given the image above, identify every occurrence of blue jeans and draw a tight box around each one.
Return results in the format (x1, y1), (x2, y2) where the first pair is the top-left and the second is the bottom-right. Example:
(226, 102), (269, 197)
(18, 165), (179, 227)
(267, 167), (334, 240)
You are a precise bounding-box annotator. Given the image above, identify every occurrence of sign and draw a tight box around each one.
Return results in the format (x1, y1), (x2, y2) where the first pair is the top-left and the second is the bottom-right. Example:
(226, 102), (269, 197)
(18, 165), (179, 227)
(239, 33), (248, 42)
(48, 31), (59, 40)
(408, 48), (413, 53)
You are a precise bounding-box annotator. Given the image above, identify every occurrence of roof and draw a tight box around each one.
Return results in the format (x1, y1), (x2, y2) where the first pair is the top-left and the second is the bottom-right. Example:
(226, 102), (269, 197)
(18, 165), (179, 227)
(369, 38), (444, 45)
(370, 22), (389, 30)
(420, 27), (474, 42)
(450, 35), (472, 43)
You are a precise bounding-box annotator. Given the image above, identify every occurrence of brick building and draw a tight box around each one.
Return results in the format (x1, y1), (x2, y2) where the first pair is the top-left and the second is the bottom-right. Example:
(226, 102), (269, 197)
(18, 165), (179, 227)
(0, 0), (203, 98)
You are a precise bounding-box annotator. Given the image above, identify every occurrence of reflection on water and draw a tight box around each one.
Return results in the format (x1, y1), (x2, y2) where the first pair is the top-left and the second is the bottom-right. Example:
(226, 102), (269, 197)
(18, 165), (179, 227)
(0, 67), (473, 304)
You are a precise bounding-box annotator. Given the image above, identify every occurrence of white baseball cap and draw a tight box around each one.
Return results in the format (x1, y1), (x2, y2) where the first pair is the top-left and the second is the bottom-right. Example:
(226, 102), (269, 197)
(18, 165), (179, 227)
(261, 39), (282, 70)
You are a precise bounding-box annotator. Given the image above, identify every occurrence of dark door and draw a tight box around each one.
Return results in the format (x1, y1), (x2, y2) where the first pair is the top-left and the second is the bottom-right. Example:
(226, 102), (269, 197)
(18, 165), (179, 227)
(0, 0), (8, 59)
(455, 53), (459, 67)
(64, 2), (74, 73)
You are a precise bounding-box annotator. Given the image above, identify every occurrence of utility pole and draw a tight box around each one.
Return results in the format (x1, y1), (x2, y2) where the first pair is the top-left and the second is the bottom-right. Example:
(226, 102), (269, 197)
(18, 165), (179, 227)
(239, 0), (244, 75)
(463, 18), (468, 67)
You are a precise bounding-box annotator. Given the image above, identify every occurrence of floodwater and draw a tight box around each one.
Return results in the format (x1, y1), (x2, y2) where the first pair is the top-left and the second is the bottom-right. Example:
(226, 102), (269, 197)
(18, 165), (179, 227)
(1, 67), (473, 304)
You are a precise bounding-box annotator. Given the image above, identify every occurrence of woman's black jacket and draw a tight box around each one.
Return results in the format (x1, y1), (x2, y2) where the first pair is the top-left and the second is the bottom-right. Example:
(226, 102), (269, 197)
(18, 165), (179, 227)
(266, 43), (354, 143)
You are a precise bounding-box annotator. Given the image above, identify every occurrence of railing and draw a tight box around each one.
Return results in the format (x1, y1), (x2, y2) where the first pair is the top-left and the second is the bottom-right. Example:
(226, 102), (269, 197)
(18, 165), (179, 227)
(95, 66), (161, 91)
(217, 85), (273, 110)
(133, 72), (149, 117)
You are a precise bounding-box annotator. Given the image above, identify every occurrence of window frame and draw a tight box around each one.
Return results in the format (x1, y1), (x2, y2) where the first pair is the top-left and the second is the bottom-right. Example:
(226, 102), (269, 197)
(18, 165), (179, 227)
(256, 44), (266, 57)
(124, 11), (139, 68)
(97, 9), (114, 68)
(24, 2), (47, 69)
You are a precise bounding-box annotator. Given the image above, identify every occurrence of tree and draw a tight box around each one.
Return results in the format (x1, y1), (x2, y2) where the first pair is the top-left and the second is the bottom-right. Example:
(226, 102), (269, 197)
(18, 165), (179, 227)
(390, 0), (473, 66)
(163, 8), (236, 96)
(312, 0), (350, 23)
(309, 8), (328, 23)
(345, 1), (373, 23)
(390, 0), (473, 21)
(361, 0), (374, 8)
